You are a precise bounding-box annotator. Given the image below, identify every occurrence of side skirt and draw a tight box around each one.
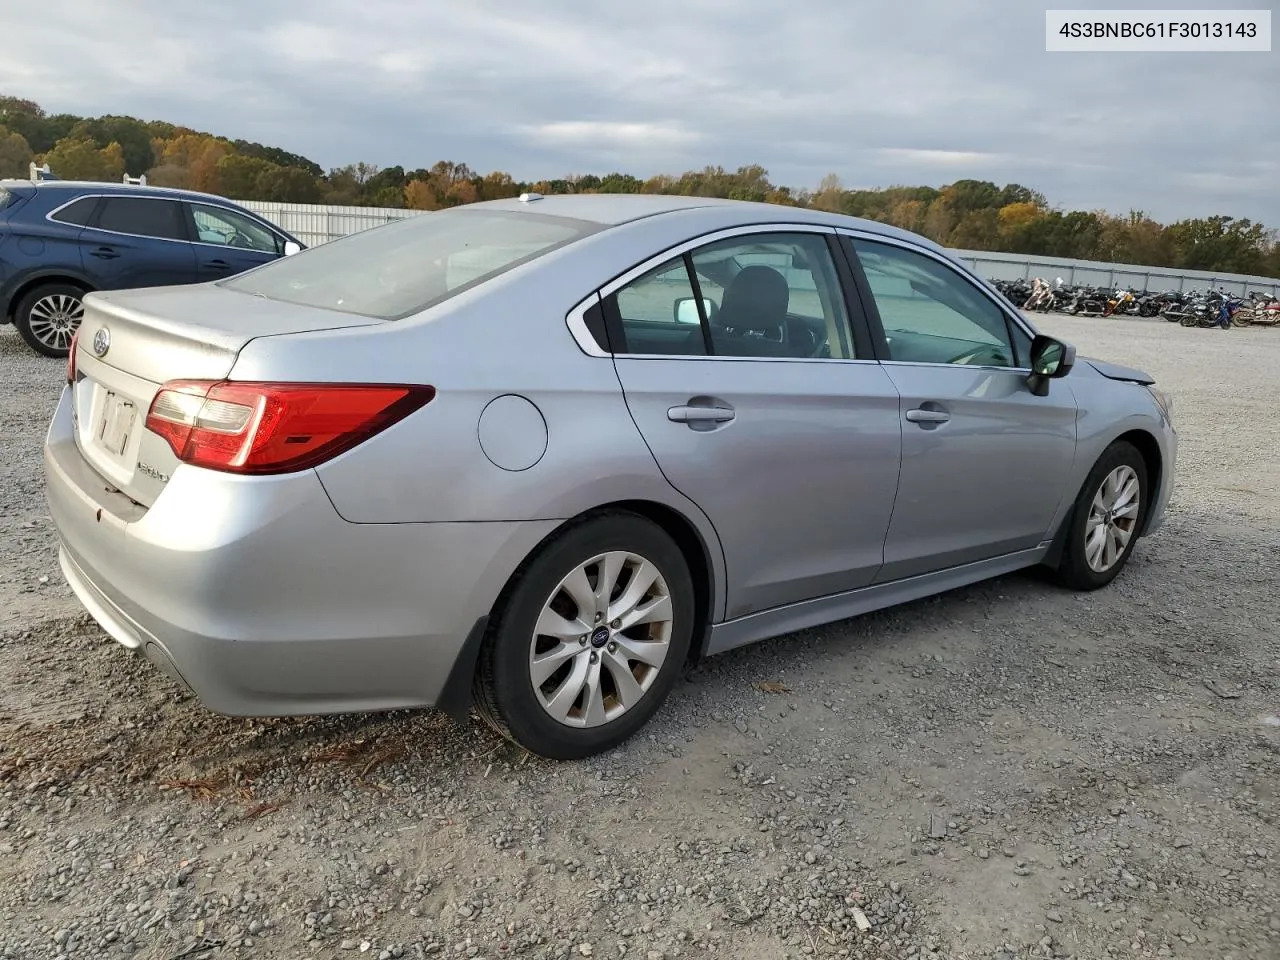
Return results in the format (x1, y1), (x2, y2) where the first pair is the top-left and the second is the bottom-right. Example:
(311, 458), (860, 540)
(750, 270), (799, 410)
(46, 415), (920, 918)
(705, 544), (1051, 656)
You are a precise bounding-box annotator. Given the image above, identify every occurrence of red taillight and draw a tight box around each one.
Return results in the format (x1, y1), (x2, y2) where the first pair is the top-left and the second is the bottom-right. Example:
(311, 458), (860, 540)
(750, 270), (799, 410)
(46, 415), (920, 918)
(66, 331), (79, 385)
(144, 380), (435, 475)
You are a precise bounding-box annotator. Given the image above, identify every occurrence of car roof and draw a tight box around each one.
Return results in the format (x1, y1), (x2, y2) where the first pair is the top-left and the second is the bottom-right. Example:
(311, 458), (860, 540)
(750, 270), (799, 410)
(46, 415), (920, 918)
(0, 178), (240, 205)
(467, 193), (942, 251)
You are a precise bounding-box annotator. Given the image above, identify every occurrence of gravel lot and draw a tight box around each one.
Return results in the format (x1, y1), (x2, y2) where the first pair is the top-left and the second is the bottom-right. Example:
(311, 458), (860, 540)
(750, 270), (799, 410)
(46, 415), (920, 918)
(1, 315), (1277, 960)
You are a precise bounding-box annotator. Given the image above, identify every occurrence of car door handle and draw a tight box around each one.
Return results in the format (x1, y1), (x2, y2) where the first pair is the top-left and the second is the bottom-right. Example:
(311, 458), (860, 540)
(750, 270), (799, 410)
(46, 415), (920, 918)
(89, 247), (119, 260)
(205, 259), (231, 269)
(668, 405), (735, 424)
(905, 408), (951, 424)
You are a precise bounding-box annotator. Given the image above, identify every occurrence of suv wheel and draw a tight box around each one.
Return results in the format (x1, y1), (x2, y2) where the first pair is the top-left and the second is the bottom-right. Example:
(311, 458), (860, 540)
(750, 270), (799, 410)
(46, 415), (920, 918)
(15, 283), (86, 358)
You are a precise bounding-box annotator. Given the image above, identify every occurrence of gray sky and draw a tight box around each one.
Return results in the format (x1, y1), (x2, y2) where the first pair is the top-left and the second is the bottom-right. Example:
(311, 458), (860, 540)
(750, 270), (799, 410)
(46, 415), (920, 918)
(2, 0), (1276, 224)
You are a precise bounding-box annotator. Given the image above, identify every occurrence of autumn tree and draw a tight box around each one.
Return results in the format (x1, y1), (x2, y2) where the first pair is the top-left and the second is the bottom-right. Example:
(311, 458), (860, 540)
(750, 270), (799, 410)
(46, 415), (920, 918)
(40, 136), (125, 181)
(67, 115), (153, 175)
(0, 125), (33, 178)
(403, 179), (439, 210)
(478, 170), (521, 200)
(811, 173), (844, 212)
(597, 173), (643, 193)
(216, 154), (278, 199)
(1166, 216), (1268, 275)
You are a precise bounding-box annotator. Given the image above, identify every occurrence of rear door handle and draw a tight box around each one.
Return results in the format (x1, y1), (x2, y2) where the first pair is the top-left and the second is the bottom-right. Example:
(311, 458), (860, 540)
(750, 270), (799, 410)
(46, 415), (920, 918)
(905, 408), (950, 424)
(668, 404), (735, 424)
(89, 247), (119, 260)
(205, 259), (231, 269)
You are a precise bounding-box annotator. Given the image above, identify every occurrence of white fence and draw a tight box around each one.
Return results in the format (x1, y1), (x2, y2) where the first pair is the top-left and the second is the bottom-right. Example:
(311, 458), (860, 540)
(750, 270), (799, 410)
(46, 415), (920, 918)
(236, 200), (425, 249)
(237, 199), (1280, 298)
(953, 249), (1280, 298)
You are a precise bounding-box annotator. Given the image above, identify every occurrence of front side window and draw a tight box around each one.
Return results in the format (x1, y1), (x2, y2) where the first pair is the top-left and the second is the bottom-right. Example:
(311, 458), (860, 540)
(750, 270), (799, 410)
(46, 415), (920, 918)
(221, 208), (599, 320)
(94, 197), (187, 241)
(851, 238), (1023, 367)
(190, 204), (281, 254)
(605, 231), (858, 360)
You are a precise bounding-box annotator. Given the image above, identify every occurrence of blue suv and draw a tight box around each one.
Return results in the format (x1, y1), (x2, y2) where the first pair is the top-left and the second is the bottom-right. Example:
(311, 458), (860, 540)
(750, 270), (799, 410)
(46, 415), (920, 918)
(0, 179), (303, 357)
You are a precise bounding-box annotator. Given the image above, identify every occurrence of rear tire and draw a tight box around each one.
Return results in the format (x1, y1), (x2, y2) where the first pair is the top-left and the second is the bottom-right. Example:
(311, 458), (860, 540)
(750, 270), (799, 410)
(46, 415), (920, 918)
(473, 512), (695, 760)
(14, 282), (87, 358)
(1055, 442), (1148, 591)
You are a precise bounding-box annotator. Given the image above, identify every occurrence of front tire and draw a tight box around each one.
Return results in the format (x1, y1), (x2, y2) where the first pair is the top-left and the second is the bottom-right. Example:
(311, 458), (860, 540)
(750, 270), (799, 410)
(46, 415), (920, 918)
(14, 282), (87, 358)
(473, 512), (695, 759)
(1055, 442), (1148, 591)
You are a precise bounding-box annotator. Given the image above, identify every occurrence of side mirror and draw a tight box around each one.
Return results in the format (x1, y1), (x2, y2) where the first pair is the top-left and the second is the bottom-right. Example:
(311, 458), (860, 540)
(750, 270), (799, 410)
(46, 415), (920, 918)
(674, 296), (716, 325)
(1026, 334), (1076, 397)
(283, 240), (302, 257)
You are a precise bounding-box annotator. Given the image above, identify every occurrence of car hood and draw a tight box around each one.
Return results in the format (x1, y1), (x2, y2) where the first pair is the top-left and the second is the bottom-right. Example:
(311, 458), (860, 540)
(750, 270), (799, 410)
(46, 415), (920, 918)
(1081, 357), (1155, 385)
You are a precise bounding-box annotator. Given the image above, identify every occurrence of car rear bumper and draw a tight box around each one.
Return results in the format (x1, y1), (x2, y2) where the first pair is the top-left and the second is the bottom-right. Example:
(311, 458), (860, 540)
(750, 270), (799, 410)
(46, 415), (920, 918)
(43, 386), (559, 716)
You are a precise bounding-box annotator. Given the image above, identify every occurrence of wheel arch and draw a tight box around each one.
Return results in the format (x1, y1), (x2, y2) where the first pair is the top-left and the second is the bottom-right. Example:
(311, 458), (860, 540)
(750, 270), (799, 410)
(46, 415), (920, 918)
(436, 498), (721, 725)
(5, 272), (95, 321)
(1113, 428), (1163, 536)
(517, 500), (719, 665)
(1043, 427), (1165, 569)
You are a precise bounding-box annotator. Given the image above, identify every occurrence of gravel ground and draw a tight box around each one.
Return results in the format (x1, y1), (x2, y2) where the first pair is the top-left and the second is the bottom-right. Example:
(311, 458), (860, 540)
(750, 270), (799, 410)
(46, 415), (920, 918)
(1, 315), (1277, 960)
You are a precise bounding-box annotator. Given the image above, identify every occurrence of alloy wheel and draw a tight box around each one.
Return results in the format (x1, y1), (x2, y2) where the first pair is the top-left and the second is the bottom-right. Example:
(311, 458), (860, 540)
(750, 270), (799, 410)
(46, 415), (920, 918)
(1085, 465), (1141, 573)
(27, 293), (84, 352)
(529, 551), (673, 728)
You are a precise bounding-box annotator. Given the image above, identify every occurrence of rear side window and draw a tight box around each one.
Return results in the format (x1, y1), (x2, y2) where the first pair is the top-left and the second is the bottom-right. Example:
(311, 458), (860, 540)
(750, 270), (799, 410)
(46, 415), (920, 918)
(0, 187), (11, 212)
(220, 208), (600, 320)
(94, 197), (187, 241)
(49, 196), (100, 226)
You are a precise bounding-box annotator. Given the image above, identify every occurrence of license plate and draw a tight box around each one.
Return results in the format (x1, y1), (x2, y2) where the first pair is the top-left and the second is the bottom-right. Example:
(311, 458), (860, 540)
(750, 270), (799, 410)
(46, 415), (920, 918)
(98, 392), (136, 457)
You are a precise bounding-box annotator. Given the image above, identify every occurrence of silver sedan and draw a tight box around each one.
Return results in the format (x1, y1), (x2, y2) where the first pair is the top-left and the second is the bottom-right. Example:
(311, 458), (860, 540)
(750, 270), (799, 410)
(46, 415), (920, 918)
(43, 194), (1176, 759)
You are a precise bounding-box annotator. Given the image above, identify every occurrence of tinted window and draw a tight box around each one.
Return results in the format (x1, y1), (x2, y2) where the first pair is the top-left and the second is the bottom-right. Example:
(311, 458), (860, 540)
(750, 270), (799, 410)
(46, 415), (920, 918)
(606, 232), (858, 360)
(49, 196), (99, 226)
(190, 204), (280, 254)
(221, 208), (598, 320)
(852, 238), (1022, 367)
(94, 197), (187, 241)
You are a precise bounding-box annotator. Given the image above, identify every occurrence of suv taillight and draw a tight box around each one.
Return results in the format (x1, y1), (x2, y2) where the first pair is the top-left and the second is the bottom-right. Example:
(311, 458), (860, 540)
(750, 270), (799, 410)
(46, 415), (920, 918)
(145, 380), (435, 475)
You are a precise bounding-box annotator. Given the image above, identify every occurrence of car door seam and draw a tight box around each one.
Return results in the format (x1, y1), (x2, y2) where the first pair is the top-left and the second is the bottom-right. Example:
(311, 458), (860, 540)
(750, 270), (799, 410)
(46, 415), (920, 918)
(608, 355), (730, 624)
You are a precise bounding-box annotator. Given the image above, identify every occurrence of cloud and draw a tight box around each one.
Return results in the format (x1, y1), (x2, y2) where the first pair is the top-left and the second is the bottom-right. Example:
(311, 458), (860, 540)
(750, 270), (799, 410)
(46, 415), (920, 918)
(877, 149), (1013, 169)
(0, 0), (1274, 224)
(526, 122), (701, 147)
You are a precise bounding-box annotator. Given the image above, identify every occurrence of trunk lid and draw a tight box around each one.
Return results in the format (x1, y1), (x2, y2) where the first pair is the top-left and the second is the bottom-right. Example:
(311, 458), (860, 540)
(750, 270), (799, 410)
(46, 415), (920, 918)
(70, 283), (383, 507)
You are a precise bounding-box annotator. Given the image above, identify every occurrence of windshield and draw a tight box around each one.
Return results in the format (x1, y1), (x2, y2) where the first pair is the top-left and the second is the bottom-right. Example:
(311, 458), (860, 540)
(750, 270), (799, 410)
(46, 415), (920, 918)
(221, 207), (600, 320)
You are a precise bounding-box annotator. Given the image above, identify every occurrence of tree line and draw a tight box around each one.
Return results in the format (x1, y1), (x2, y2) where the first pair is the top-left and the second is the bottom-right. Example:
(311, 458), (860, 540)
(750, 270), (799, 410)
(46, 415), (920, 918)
(3, 95), (1277, 278)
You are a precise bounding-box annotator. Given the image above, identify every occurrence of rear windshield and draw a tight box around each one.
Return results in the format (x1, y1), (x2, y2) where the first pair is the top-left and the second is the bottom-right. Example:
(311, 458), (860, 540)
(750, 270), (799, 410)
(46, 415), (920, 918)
(220, 207), (600, 320)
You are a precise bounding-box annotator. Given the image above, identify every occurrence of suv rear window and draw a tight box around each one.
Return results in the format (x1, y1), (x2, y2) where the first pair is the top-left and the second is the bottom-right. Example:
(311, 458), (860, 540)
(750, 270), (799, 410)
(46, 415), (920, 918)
(49, 196), (100, 226)
(220, 208), (599, 320)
